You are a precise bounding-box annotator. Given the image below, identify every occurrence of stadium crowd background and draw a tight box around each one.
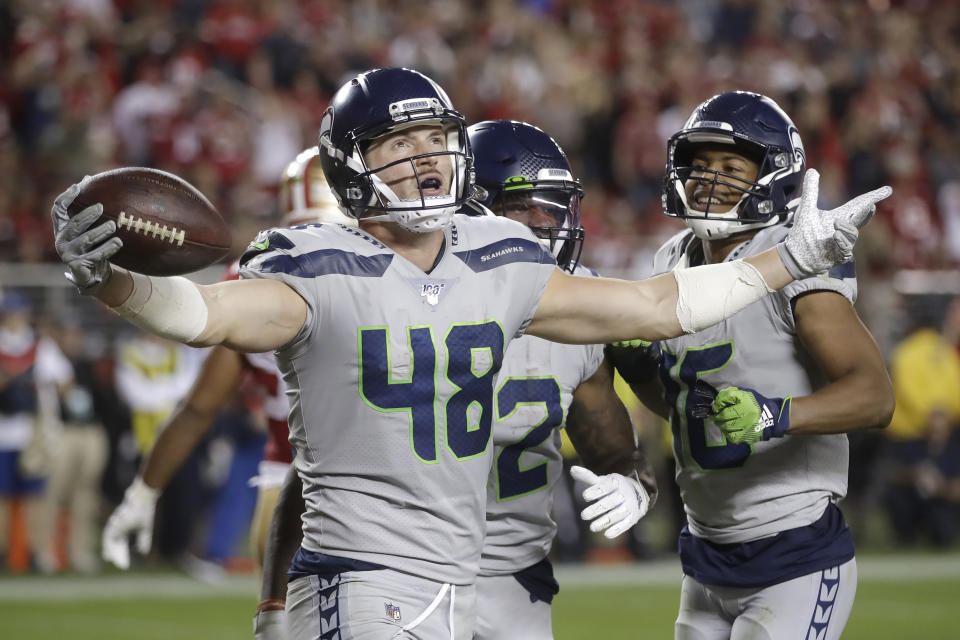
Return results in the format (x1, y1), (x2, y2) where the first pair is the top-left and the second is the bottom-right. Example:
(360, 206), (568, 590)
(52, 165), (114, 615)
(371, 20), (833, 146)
(1, 0), (959, 574)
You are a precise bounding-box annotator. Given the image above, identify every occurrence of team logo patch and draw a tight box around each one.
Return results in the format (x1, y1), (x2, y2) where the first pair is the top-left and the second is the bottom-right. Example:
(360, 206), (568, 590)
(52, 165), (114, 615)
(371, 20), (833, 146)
(249, 231), (270, 251)
(407, 277), (458, 307)
(384, 602), (402, 621)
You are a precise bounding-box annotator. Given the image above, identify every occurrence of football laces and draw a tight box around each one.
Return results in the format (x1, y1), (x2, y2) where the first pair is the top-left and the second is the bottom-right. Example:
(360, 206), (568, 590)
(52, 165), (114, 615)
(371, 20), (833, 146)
(117, 211), (186, 247)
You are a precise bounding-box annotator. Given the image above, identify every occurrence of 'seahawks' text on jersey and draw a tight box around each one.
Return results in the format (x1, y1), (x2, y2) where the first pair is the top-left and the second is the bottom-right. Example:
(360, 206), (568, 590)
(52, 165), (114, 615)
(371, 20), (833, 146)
(653, 225), (855, 545)
(239, 214), (556, 585)
(481, 264), (603, 576)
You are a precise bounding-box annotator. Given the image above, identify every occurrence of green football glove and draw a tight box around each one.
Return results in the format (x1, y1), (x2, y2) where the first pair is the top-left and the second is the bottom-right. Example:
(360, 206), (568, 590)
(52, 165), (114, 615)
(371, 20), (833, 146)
(710, 386), (792, 445)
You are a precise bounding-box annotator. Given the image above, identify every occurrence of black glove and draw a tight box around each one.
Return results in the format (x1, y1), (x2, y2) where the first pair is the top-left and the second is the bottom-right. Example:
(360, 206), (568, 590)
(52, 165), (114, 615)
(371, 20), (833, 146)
(688, 379), (719, 419)
(605, 339), (662, 385)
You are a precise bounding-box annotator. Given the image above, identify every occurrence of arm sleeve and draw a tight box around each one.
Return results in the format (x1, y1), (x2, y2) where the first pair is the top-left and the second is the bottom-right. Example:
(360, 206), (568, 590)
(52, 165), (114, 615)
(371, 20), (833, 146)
(777, 260), (858, 332)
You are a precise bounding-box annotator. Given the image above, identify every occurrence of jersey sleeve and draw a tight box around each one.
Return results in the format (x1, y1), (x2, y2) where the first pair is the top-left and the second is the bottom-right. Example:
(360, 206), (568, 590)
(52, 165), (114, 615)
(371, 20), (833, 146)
(496, 218), (559, 339)
(238, 227), (319, 355)
(776, 260), (859, 331)
(581, 342), (605, 382)
(651, 229), (694, 275)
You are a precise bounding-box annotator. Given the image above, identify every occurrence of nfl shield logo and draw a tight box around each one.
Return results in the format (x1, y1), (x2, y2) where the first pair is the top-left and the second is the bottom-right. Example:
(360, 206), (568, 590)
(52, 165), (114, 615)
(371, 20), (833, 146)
(385, 602), (401, 621)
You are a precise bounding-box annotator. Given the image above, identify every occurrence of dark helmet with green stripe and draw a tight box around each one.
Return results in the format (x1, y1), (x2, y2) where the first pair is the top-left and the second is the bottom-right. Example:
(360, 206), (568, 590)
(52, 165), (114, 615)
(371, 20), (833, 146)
(468, 120), (585, 272)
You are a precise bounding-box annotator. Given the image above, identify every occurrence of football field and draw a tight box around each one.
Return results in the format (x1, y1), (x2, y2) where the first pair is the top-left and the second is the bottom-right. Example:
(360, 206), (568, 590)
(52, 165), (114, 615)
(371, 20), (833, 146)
(1, 552), (958, 639)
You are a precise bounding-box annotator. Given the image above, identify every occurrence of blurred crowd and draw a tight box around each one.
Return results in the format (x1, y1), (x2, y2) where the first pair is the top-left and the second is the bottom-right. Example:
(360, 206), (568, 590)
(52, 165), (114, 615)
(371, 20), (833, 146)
(2, 0), (960, 573)
(4, 1), (960, 275)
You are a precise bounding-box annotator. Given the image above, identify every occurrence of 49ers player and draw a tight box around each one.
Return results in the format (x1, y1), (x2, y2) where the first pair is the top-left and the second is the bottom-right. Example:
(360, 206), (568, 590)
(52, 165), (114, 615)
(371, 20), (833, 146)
(100, 147), (354, 573)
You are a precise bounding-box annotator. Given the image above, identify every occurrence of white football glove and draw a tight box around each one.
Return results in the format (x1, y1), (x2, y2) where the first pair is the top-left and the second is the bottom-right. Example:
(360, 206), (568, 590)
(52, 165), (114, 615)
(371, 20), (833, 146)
(778, 169), (891, 279)
(51, 177), (122, 294)
(101, 476), (160, 570)
(253, 609), (286, 640)
(570, 465), (651, 539)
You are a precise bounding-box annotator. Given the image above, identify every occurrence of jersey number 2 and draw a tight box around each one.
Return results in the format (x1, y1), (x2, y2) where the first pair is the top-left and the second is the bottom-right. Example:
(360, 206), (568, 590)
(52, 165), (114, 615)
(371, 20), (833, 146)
(495, 377), (564, 500)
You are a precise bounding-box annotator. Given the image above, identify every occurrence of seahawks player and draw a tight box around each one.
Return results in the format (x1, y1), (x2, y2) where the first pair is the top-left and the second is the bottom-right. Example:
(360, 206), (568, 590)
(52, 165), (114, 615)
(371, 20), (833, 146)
(470, 119), (657, 639)
(617, 91), (894, 640)
(100, 147), (354, 574)
(255, 120), (658, 640)
(52, 69), (888, 640)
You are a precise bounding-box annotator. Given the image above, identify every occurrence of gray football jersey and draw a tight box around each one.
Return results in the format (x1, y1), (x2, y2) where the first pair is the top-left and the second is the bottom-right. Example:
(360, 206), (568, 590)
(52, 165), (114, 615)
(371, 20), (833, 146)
(653, 225), (855, 544)
(239, 214), (557, 585)
(480, 264), (604, 576)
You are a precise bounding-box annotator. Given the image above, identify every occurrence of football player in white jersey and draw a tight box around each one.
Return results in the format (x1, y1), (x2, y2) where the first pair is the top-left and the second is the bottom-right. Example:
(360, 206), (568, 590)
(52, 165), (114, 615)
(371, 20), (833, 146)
(613, 91), (894, 640)
(52, 68), (888, 640)
(100, 147), (354, 573)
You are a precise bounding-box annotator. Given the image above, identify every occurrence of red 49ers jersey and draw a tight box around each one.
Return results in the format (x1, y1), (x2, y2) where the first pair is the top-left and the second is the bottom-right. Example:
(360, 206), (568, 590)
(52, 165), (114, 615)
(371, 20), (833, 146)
(241, 350), (292, 464)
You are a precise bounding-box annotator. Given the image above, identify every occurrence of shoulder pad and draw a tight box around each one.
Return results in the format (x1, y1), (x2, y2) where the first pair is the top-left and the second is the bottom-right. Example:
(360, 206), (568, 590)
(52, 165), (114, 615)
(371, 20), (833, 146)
(653, 229), (695, 273)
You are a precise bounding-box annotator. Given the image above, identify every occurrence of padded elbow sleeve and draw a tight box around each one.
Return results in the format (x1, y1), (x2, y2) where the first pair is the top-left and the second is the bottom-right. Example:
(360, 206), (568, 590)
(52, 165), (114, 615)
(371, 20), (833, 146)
(113, 272), (209, 343)
(673, 260), (774, 334)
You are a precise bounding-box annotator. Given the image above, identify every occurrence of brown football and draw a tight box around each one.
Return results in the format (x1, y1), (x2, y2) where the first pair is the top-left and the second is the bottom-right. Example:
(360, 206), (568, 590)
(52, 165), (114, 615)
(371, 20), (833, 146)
(67, 167), (232, 276)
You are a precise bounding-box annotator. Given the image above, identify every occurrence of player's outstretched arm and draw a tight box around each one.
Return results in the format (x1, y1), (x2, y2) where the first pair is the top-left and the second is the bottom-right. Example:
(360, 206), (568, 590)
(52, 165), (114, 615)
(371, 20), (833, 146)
(256, 465), (305, 640)
(52, 184), (307, 353)
(565, 357), (658, 539)
(528, 170), (891, 345)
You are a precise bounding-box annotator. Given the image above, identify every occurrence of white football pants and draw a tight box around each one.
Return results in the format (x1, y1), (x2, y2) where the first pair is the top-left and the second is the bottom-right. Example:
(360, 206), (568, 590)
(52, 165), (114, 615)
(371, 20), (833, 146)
(675, 558), (857, 640)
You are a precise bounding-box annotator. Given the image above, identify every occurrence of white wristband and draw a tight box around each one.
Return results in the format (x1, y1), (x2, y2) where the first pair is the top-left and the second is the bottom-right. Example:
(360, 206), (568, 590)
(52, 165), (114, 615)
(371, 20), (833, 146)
(673, 260), (774, 334)
(113, 272), (209, 343)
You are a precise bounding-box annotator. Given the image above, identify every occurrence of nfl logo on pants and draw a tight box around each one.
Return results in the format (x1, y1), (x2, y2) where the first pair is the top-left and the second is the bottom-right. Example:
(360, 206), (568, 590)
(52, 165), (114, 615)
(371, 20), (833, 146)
(385, 603), (402, 621)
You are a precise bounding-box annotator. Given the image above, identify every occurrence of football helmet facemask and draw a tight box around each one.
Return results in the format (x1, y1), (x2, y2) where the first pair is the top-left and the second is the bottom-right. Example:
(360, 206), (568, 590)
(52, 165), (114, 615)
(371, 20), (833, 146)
(468, 119), (585, 272)
(318, 68), (473, 233)
(662, 91), (805, 240)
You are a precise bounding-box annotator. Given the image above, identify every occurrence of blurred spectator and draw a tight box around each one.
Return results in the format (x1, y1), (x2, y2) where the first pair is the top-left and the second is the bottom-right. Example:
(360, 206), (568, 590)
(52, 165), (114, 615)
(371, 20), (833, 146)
(884, 296), (960, 547)
(885, 409), (960, 548)
(35, 320), (109, 574)
(114, 333), (204, 564)
(0, 289), (63, 572)
(2, 0), (958, 276)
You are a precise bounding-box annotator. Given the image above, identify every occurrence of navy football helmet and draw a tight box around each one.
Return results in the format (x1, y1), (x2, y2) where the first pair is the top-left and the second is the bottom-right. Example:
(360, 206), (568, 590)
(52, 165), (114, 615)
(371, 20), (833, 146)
(662, 91), (805, 240)
(468, 120), (585, 272)
(318, 68), (473, 232)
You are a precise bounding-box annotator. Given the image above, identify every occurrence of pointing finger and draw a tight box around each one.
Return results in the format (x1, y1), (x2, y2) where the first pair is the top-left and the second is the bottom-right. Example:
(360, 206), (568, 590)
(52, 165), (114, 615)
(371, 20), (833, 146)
(837, 186), (891, 229)
(797, 169), (820, 214)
